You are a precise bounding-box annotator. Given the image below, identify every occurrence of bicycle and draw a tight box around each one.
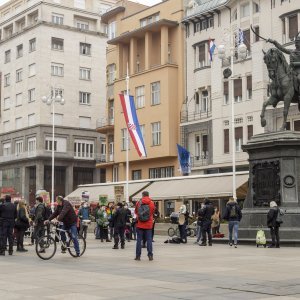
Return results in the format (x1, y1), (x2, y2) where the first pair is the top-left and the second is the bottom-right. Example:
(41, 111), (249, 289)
(167, 225), (195, 238)
(35, 222), (86, 260)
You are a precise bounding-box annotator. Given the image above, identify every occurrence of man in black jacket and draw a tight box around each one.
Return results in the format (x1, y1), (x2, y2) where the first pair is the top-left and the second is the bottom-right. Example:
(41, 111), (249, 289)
(112, 202), (127, 249)
(33, 196), (46, 246)
(199, 199), (214, 246)
(46, 196), (80, 256)
(0, 195), (17, 255)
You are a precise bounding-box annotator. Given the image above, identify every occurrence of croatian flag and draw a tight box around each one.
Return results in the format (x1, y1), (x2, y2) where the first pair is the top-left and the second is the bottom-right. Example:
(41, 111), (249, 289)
(119, 94), (147, 157)
(208, 39), (216, 62)
(238, 29), (244, 45)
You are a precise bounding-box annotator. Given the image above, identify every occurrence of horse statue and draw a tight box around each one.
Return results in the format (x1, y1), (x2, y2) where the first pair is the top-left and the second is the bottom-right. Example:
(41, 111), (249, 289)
(260, 48), (300, 131)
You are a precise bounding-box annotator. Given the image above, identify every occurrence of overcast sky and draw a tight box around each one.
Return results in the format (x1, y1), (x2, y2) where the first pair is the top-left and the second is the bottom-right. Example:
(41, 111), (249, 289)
(0, 0), (163, 6)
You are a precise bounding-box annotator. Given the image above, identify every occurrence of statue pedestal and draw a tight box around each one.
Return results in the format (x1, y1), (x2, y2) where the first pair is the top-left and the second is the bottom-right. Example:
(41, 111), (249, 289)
(239, 131), (300, 241)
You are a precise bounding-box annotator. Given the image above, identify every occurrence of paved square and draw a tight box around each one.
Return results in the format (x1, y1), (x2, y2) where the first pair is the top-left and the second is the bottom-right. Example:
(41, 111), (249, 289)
(1, 235), (300, 300)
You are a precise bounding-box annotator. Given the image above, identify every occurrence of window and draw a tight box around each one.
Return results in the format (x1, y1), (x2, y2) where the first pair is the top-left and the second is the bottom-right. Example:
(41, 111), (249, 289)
(112, 165), (118, 182)
(51, 88), (63, 98)
(80, 67), (91, 80)
(15, 140), (23, 156)
(74, 140), (94, 159)
(50, 113), (63, 125)
(253, 2), (260, 13)
(140, 125), (145, 143)
(51, 37), (64, 50)
(52, 13), (64, 25)
(135, 86), (145, 108)
(232, 9), (237, 21)
(4, 73), (10, 87)
(201, 91), (208, 112)
(247, 115), (253, 122)
(16, 69), (23, 82)
(151, 122), (161, 146)
(289, 15), (298, 41)
(16, 93), (22, 106)
(51, 63), (64, 76)
(247, 76), (252, 100)
(3, 121), (10, 132)
(80, 43), (91, 55)
(132, 170), (142, 180)
(29, 63), (36, 77)
(28, 114), (35, 126)
(45, 139), (57, 151)
(235, 127), (243, 152)
(76, 20), (89, 30)
(79, 116), (91, 128)
(224, 129), (229, 153)
(16, 44), (23, 58)
(247, 125), (253, 140)
(195, 92), (200, 113)
(223, 81), (229, 105)
(15, 117), (22, 129)
(294, 120), (300, 131)
(108, 21), (116, 39)
(241, 3), (250, 18)
(107, 64), (116, 84)
(28, 89), (35, 102)
(79, 92), (91, 105)
(254, 26), (260, 42)
(140, 13), (159, 27)
(3, 143), (11, 157)
(5, 50), (11, 63)
(224, 120), (229, 126)
(243, 29), (251, 54)
(235, 117), (243, 124)
(121, 128), (129, 151)
(151, 82), (160, 105)
(28, 137), (36, 155)
(4, 97), (10, 110)
(198, 44), (206, 68)
(149, 166), (174, 179)
(29, 38), (36, 52)
(234, 78), (242, 102)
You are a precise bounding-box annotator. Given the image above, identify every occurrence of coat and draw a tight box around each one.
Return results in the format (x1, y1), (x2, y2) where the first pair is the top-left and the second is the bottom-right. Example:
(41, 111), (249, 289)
(135, 196), (155, 230)
(223, 202), (242, 222)
(16, 207), (29, 230)
(113, 207), (127, 228)
(267, 207), (279, 228)
(49, 200), (77, 228)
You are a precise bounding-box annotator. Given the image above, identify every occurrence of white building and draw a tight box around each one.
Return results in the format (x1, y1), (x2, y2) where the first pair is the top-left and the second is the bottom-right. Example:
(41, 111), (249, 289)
(181, 0), (300, 175)
(0, 0), (116, 205)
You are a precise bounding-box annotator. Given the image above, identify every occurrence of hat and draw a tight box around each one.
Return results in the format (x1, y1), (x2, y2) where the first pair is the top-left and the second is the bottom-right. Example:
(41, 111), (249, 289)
(270, 201), (277, 208)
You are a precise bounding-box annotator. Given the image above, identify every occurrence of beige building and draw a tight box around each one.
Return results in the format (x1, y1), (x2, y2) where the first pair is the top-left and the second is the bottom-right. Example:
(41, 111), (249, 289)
(0, 0), (116, 205)
(97, 0), (185, 182)
(182, 0), (300, 176)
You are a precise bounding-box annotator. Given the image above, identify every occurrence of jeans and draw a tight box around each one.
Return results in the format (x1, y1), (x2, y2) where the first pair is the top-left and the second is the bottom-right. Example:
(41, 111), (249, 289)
(95, 224), (101, 239)
(178, 224), (187, 242)
(270, 226), (280, 246)
(0, 220), (14, 252)
(61, 224), (80, 255)
(79, 224), (88, 239)
(114, 226), (125, 247)
(201, 221), (212, 245)
(16, 229), (26, 249)
(99, 226), (108, 240)
(196, 225), (202, 243)
(136, 228), (153, 257)
(228, 221), (239, 245)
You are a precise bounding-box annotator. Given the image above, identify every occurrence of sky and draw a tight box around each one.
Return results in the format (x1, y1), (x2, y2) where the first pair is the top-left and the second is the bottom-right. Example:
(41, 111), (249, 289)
(0, 0), (163, 6)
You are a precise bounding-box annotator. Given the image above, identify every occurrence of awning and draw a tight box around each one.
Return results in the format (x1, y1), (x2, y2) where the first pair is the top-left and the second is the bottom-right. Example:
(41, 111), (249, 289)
(66, 180), (151, 203)
(132, 172), (249, 200)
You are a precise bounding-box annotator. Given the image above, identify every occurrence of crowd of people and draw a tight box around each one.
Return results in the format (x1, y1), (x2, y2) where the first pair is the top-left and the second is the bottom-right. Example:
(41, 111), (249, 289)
(0, 191), (283, 258)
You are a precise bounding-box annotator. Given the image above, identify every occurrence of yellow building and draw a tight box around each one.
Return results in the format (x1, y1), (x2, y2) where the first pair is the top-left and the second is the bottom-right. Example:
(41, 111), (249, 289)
(97, 0), (185, 182)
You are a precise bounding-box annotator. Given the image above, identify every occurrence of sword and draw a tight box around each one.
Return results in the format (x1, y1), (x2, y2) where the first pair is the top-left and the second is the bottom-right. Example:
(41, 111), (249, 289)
(250, 25), (268, 42)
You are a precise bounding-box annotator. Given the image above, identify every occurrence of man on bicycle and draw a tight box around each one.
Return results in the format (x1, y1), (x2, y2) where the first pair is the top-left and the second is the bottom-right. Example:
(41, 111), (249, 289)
(45, 196), (80, 257)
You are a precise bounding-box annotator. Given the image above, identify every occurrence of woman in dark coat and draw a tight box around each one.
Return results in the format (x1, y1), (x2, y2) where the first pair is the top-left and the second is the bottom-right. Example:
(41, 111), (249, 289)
(267, 201), (280, 248)
(15, 200), (30, 252)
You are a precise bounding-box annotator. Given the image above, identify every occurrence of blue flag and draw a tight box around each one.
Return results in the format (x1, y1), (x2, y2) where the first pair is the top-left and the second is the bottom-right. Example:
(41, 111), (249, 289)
(176, 144), (191, 176)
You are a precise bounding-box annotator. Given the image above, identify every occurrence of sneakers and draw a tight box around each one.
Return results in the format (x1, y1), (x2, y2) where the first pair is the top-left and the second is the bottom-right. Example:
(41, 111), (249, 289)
(229, 243), (233, 247)
(134, 256), (141, 261)
(112, 245), (119, 249)
(234, 244), (237, 248)
(61, 246), (67, 254)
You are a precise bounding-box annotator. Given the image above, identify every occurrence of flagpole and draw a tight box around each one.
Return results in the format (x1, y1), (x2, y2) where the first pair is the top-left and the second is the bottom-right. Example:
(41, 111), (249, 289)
(125, 63), (129, 204)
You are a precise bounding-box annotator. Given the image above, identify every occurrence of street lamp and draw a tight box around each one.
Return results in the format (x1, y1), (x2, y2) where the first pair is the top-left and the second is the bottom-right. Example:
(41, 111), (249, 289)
(42, 88), (65, 211)
(217, 30), (247, 201)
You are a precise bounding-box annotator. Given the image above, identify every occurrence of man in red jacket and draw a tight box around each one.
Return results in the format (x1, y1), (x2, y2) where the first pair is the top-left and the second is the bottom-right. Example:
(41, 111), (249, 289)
(134, 191), (155, 261)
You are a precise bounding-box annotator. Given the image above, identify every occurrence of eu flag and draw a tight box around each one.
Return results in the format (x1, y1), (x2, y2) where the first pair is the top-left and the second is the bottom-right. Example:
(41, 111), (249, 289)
(176, 144), (191, 176)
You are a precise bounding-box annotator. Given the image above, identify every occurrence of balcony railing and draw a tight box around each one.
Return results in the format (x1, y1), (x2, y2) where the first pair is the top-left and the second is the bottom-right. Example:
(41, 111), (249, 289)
(96, 118), (114, 129)
(96, 153), (114, 164)
(190, 155), (209, 168)
(180, 110), (212, 123)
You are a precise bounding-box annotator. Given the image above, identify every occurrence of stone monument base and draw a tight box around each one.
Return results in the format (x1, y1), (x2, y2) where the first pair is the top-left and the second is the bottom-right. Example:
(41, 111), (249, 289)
(239, 131), (300, 242)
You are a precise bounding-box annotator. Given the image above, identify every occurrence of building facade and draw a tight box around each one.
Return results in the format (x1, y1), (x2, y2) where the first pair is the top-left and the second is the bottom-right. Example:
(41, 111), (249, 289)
(0, 0), (116, 205)
(181, 0), (300, 175)
(97, 0), (185, 182)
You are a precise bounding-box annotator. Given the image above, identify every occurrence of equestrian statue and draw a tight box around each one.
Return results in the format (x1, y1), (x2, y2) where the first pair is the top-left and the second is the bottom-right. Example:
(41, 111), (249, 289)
(252, 26), (300, 131)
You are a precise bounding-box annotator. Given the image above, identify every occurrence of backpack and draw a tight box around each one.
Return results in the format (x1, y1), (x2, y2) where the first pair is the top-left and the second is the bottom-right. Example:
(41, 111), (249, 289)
(229, 205), (237, 218)
(137, 200), (150, 222)
(276, 208), (284, 224)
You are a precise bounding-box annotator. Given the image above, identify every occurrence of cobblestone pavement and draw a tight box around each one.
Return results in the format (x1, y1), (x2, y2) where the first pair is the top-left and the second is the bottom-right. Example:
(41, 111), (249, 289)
(1, 235), (300, 300)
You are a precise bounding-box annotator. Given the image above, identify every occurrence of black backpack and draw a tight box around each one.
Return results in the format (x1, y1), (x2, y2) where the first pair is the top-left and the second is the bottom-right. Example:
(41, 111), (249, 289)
(137, 200), (150, 222)
(276, 208), (284, 224)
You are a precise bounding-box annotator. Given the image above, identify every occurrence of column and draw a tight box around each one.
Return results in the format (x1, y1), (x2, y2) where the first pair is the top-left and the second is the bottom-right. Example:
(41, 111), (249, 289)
(93, 167), (100, 183)
(145, 31), (152, 70)
(65, 164), (74, 196)
(35, 161), (44, 190)
(117, 44), (123, 78)
(129, 37), (137, 75)
(21, 166), (29, 203)
(161, 26), (169, 65)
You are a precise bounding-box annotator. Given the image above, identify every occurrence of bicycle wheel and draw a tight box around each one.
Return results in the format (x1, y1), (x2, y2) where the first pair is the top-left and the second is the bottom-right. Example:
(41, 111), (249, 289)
(168, 227), (175, 237)
(175, 227), (180, 237)
(36, 235), (56, 260)
(186, 228), (191, 237)
(189, 228), (195, 237)
(68, 235), (86, 257)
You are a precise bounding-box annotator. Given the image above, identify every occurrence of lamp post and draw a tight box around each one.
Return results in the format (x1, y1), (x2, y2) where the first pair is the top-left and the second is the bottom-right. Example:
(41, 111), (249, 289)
(42, 88), (65, 211)
(217, 29), (247, 201)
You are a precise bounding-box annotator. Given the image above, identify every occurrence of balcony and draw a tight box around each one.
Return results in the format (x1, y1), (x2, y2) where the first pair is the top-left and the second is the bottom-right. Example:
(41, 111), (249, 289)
(96, 118), (114, 133)
(96, 153), (114, 167)
(190, 155), (209, 168)
(180, 110), (212, 124)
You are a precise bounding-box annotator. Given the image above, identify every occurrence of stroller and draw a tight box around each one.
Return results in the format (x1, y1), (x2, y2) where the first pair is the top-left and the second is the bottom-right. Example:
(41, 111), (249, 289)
(256, 227), (267, 248)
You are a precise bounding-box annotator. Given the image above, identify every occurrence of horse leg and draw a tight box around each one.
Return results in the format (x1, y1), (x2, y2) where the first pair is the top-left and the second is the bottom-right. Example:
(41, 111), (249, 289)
(260, 98), (273, 127)
(280, 95), (292, 131)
